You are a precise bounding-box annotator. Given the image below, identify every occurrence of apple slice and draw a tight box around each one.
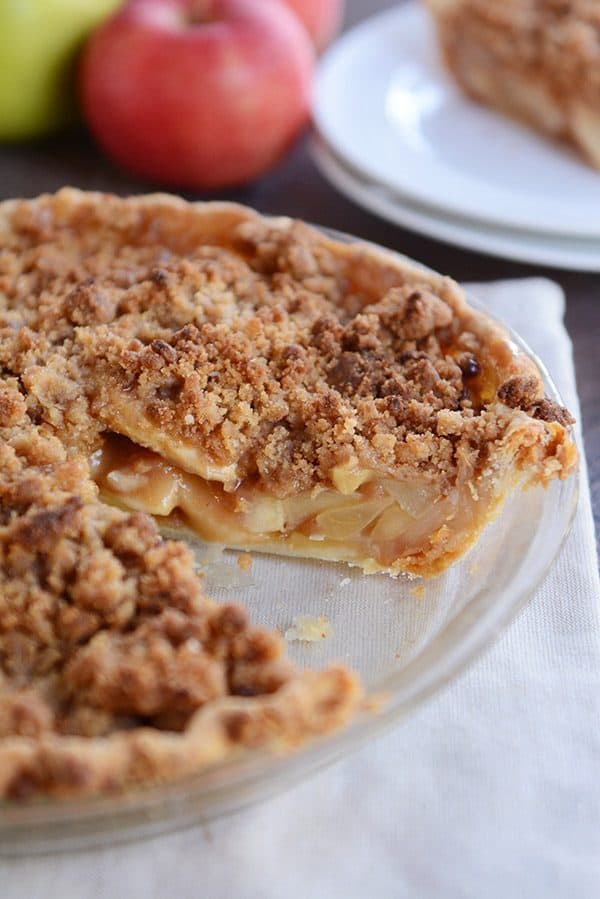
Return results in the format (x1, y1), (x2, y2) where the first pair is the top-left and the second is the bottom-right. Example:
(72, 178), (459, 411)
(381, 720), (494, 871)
(369, 504), (414, 542)
(315, 500), (388, 539)
(380, 480), (438, 518)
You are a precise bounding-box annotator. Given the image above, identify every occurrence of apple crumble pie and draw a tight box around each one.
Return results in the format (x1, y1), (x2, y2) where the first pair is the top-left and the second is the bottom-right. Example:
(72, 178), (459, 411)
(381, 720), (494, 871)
(426, 0), (600, 169)
(0, 188), (576, 798)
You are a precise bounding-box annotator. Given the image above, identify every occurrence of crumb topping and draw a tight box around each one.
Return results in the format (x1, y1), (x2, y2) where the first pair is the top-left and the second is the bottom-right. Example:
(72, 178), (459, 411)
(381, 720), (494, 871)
(0, 190), (571, 500)
(429, 0), (600, 104)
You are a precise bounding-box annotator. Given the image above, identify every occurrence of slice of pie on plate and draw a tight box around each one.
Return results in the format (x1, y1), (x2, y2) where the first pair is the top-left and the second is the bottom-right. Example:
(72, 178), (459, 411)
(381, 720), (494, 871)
(0, 189), (576, 797)
(425, 0), (600, 169)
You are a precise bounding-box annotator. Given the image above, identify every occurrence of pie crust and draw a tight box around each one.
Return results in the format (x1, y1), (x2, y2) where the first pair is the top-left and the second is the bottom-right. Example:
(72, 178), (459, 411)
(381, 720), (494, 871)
(0, 189), (576, 798)
(426, 0), (600, 169)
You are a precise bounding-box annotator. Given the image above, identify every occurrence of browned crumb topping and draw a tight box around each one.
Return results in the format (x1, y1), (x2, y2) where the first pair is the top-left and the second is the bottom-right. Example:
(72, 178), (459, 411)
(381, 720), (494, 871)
(429, 0), (600, 103)
(0, 190), (571, 501)
(458, 0), (600, 35)
(497, 376), (575, 427)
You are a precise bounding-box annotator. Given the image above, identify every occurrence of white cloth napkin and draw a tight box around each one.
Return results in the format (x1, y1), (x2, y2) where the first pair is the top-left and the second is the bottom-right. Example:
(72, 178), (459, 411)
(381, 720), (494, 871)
(4, 279), (600, 898)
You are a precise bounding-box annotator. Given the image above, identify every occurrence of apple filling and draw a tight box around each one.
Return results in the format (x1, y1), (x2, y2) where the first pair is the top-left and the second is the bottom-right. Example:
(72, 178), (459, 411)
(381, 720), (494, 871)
(90, 433), (484, 574)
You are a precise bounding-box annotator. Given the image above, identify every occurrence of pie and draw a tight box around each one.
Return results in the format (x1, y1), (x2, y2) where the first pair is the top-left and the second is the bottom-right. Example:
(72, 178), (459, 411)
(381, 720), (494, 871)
(0, 189), (576, 799)
(425, 0), (600, 169)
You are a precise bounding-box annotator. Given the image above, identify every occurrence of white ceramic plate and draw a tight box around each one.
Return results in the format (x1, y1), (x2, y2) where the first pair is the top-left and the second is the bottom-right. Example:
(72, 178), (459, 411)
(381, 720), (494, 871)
(311, 139), (600, 271)
(313, 2), (600, 239)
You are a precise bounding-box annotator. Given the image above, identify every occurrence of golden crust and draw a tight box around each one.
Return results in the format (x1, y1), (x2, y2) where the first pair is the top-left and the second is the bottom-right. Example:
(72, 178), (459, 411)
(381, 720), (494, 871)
(0, 189), (576, 797)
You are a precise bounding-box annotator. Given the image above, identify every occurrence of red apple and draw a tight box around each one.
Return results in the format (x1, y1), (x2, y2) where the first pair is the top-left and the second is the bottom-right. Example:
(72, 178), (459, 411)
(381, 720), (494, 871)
(281, 0), (344, 51)
(80, 0), (315, 189)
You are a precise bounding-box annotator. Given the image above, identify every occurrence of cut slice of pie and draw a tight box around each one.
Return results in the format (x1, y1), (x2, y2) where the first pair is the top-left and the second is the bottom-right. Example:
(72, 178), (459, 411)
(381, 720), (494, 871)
(425, 0), (600, 169)
(1, 189), (576, 581)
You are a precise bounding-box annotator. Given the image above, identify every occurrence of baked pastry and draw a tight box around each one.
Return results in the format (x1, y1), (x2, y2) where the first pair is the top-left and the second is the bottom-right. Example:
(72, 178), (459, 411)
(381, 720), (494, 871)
(425, 0), (600, 169)
(0, 189), (576, 797)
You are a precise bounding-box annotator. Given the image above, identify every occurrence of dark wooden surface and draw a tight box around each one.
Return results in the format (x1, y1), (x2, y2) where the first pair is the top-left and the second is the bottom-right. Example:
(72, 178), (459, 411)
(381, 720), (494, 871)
(0, 0), (597, 556)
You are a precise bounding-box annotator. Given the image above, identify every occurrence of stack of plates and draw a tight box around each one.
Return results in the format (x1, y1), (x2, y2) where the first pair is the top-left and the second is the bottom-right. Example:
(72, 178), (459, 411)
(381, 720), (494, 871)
(312, 2), (600, 270)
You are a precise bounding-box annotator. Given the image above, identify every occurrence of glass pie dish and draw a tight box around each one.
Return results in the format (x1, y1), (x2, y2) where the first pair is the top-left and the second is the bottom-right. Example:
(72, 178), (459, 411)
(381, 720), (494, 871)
(0, 237), (578, 856)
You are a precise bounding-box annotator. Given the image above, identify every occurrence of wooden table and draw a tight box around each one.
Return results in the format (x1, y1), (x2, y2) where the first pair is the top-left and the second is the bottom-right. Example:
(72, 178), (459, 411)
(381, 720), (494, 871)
(0, 0), (597, 557)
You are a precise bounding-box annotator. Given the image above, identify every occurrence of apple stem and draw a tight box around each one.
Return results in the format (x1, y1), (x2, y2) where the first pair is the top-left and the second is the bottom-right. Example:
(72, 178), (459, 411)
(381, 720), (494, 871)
(184, 0), (217, 26)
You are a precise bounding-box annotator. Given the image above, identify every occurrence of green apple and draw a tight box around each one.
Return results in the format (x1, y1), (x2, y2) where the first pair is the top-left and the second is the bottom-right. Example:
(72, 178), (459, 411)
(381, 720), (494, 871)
(0, 0), (122, 140)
